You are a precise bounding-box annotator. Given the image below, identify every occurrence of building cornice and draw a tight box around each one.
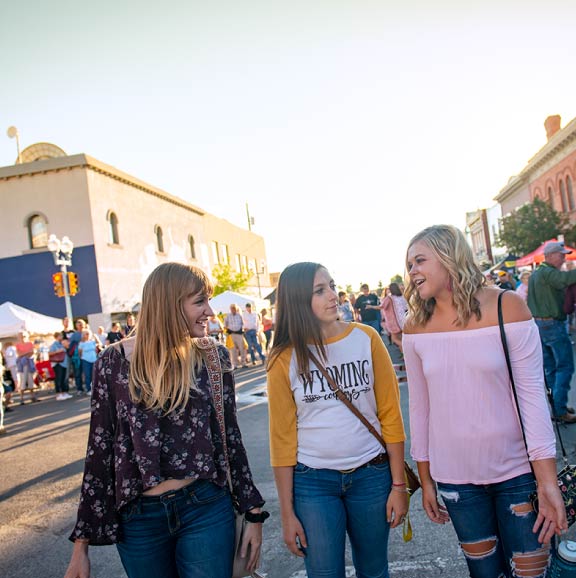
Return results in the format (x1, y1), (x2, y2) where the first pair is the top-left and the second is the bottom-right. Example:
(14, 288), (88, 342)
(494, 116), (576, 203)
(0, 154), (205, 216)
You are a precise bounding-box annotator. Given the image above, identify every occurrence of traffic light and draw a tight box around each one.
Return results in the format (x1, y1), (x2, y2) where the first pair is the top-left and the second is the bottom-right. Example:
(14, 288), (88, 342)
(68, 272), (80, 296)
(52, 272), (65, 297)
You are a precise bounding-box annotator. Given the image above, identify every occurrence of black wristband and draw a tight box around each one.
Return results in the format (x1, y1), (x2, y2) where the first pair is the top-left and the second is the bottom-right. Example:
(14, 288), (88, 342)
(244, 510), (270, 524)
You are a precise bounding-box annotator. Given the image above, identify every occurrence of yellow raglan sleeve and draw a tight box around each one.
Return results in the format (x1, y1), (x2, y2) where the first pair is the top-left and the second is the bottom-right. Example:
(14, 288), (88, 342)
(366, 327), (406, 443)
(267, 349), (298, 467)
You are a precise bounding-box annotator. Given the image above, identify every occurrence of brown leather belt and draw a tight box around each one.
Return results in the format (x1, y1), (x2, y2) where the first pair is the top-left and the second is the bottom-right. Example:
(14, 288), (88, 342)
(339, 453), (389, 474)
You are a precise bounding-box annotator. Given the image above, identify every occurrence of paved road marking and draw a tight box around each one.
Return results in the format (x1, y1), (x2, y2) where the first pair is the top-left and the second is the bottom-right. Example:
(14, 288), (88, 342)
(288, 557), (455, 576)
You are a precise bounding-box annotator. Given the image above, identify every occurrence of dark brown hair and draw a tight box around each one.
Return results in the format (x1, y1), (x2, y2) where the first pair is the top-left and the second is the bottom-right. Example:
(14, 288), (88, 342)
(268, 262), (328, 378)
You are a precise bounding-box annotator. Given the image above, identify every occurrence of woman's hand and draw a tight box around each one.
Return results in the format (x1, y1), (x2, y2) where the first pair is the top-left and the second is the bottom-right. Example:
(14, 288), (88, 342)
(421, 482), (450, 525)
(240, 520), (263, 572)
(281, 511), (307, 558)
(387, 488), (409, 528)
(533, 482), (568, 544)
(63, 542), (90, 578)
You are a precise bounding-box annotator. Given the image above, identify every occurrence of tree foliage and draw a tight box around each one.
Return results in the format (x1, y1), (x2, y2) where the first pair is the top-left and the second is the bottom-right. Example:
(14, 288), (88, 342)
(211, 264), (251, 296)
(390, 274), (403, 285)
(496, 198), (574, 256)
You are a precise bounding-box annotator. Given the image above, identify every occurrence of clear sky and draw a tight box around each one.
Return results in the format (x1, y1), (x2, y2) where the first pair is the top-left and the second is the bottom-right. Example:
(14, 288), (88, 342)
(2, 0), (576, 289)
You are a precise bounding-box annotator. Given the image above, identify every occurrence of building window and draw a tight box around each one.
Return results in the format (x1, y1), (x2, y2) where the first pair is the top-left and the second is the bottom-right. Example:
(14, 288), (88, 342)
(241, 255), (248, 272)
(188, 235), (196, 259)
(154, 225), (164, 253)
(560, 180), (568, 212)
(108, 211), (120, 245)
(567, 176), (575, 211)
(28, 214), (48, 249)
(211, 241), (220, 265)
(235, 254), (241, 271)
(220, 243), (229, 265)
(548, 186), (554, 209)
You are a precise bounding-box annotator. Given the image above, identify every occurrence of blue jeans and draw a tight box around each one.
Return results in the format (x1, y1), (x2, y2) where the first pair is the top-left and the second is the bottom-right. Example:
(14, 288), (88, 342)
(244, 329), (265, 363)
(438, 473), (549, 578)
(535, 318), (574, 415)
(72, 357), (83, 392)
(117, 480), (235, 578)
(81, 360), (94, 392)
(362, 319), (381, 335)
(293, 459), (392, 578)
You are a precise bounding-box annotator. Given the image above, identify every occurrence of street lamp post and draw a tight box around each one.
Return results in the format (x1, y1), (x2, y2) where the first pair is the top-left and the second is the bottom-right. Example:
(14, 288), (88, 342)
(47, 234), (75, 320)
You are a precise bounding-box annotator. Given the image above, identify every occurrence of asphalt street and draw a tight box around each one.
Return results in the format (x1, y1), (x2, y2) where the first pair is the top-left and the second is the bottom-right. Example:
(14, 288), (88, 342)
(1, 339), (575, 578)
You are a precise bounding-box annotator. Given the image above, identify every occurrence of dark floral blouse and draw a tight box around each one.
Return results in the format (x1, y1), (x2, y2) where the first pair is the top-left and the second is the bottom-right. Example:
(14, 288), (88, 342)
(69, 343), (264, 545)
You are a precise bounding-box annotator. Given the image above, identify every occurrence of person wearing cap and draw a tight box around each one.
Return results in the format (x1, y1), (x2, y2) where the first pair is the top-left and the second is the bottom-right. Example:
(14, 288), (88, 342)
(528, 241), (576, 423)
(496, 270), (515, 290)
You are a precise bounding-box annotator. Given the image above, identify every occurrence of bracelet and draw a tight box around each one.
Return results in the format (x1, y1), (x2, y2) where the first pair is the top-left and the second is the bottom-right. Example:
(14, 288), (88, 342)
(392, 482), (406, 487)
(392, 486), (409, 493)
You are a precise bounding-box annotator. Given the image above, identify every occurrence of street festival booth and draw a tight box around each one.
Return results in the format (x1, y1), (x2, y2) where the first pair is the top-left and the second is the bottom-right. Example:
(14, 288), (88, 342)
(0, 302), (62, 339)
(209, 290), (270, 316)
(515, 239), (576, 268)
(0, 302), (63, 383)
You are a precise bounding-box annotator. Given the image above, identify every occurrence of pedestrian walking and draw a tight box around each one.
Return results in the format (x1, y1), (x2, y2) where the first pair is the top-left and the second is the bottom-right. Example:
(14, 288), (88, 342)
(64, 262), (265, 578)
(243, 303), (266, 365)
(528, 241), (576, 423)
(403, 224), (566, 578)
(49, 332), (71, 400)
(380, 283), (408, 354)
(267, 262), (406, 578)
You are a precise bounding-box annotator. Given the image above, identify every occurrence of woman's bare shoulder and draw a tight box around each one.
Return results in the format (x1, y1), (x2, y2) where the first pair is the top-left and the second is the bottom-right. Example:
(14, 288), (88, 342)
(478, 287), (531, 324)
(111, 336), (136, 362)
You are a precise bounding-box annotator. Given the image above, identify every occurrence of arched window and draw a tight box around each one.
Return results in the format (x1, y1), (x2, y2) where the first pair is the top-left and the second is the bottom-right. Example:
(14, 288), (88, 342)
(188, 235), (196, 259)
(108, 211), (120, 245)
(27, 214), (48, 248)
(155, 225), (164, 253)
(567, 176), (575, 211)
(560, 180), (568, 212)
(548, 186), (555, 209)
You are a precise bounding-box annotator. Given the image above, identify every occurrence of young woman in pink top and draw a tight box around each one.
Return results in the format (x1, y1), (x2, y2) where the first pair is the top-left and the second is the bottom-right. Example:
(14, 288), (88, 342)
(403, 225), (565, 578)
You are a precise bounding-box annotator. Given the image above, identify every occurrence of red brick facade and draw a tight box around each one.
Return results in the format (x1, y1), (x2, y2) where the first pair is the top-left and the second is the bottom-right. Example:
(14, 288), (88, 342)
(530, 149), (576, 219)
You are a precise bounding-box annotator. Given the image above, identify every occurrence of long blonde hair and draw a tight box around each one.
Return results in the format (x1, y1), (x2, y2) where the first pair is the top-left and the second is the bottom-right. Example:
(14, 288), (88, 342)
(405, 224), (486, 327)
(129, 262), (213, 414)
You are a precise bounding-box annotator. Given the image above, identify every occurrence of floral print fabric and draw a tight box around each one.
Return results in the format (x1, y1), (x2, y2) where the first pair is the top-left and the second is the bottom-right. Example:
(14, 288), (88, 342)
(69, 343), (264, 545)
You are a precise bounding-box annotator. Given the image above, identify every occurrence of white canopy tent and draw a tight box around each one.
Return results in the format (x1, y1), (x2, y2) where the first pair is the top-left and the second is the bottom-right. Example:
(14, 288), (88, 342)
(209, 291), (269, 315)
(0, 302), (63, 339)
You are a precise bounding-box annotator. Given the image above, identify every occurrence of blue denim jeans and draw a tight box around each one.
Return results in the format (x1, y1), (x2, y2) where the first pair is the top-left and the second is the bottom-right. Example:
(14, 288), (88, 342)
(534, 318), (574, 416)
(293, 459), (392, 578)
(244, 329), (265, 363)
(81, 360), (94, 392)
(116, 480), (235, 578)
(437, 473), (549, 578)
(362, 319), (381, 335)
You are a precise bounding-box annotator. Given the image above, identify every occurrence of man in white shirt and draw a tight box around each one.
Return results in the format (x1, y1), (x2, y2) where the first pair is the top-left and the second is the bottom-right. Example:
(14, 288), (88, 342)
(242, 303), (266, 365)
(224, 304), (247, 369)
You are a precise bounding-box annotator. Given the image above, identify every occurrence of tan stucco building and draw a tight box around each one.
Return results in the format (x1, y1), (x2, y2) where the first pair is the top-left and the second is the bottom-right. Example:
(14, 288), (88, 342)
(0, 143), (269, 328)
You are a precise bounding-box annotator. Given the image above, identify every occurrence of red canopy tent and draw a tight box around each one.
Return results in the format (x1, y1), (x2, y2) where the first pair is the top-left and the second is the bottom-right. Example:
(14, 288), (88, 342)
(515, 239), (576, 267)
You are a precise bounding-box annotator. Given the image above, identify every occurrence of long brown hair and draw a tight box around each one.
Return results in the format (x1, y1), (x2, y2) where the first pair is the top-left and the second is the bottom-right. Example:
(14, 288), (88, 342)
(268, 262), (328, 378)
(129, 262), (213, 414)
(405, 224), (485, 327)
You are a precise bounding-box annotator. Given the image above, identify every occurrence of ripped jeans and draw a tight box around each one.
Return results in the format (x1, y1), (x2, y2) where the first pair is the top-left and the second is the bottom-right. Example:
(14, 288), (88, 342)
(437, 473), (550, 578)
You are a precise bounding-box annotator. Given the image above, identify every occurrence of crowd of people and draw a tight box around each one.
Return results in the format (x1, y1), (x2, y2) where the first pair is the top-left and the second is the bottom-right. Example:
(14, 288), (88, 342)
(0, 313), (141, 430)
(3, 227), (575, 577)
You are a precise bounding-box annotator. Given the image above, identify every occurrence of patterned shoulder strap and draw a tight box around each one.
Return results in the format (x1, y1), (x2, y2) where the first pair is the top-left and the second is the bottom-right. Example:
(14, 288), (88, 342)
(196, 337), (232, 485)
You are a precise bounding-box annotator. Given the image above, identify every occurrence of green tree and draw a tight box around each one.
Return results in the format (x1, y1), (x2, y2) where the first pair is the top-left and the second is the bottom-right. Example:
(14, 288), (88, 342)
(496, 197), (572, 256)
(211, 264), (251, 296)
(390, 274), (403, 285)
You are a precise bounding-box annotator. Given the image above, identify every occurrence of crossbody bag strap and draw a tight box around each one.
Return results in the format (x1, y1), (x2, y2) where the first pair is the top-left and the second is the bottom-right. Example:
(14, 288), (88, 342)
(497, 291), (567, 465)
(196, 337), (235, 495)
(308, 349), (387, 451)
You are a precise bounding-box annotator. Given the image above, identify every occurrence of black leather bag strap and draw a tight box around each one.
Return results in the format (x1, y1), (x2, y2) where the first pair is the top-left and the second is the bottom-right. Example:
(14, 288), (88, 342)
(497, 290), (567, 463)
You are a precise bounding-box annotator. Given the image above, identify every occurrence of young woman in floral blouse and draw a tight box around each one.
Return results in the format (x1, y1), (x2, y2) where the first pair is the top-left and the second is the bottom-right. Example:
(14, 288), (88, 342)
(64, 263), (265, 578)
